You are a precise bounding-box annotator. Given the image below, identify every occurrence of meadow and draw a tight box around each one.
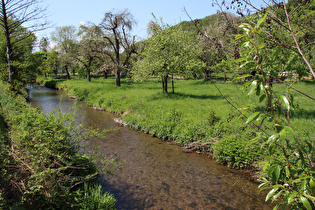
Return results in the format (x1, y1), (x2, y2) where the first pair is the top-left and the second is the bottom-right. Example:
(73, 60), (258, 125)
(54, 76), (315, 169)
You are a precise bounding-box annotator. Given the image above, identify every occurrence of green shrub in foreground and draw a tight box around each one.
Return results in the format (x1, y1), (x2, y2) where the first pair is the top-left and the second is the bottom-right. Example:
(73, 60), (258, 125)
(0, 82), (116, 209)
(213, 134), (264, 169)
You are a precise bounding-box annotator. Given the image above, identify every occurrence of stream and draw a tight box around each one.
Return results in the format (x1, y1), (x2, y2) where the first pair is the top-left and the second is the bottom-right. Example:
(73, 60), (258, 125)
(28, 87), (273, 209)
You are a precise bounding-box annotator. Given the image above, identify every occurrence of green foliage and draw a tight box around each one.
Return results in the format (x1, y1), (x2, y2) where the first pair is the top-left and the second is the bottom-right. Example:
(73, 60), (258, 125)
(73, 183), (116, 209)
(214, 134), (264, 168)
(236, 12), (315, 209)
(0, 81), (116, 209)
(133, 16), (205, 93)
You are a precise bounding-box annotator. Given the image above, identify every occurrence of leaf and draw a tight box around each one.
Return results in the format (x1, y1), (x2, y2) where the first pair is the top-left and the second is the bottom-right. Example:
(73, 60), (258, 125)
(279, 128), (286, 146)
(248, 80), (257, 96)
(272, 166), (281, 183)
(280, 95), (290, 111)
(246, 112), (260, 124)
(283, 126), (295, 135)
(300, 196), (312, 210)
(259, 94), (266, 103)
(272, 190), (283, 202)
(310, 179), (315, 195)
(298, 149), (306, 166)
(256, 12), (268, 28)
(301, 179), (307, 192)
(266, 188), (277, 202)
(233, 57), (246, 63)
(256, 82), (265, 96)
(267, 134), (279, 144)
(285, 166), (291, 178)
(233, 74), (252, 81)
(287, 191), (298, 204)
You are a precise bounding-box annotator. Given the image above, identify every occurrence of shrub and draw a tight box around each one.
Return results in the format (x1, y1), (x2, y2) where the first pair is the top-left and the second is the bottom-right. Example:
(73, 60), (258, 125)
(213, 134), (263, 169)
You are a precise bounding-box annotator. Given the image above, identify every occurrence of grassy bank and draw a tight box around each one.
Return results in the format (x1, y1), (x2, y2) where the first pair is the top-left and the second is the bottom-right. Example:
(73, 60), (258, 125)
(52, 76), (315, 169)
(0, 82), (116, 209)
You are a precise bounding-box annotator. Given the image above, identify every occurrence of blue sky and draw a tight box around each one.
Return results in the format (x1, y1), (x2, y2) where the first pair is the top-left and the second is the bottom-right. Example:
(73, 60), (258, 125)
(38, 0), (223, 41)
(38, 0), (264, 42)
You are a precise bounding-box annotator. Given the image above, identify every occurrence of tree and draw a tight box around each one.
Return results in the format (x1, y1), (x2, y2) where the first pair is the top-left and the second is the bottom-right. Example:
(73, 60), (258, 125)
(45, 50), (60, 78)
(0, 0), (47, 85)
(98, 9), (136, 86)
(133, 17), (204, 93)
(217, 0), (315, 79)
(39, 36), (50, 52)
(197, 12), (242, 81)
(51, 26), (78, 79)
(76, 24), (103, 82)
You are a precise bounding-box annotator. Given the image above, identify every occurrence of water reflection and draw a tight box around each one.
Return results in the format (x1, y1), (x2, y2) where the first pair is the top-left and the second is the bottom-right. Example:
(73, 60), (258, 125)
(28, 87), (272, 209)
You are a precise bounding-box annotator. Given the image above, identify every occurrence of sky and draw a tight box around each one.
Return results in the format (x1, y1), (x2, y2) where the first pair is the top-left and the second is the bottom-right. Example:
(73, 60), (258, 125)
(37, 0), (223, 41)
(36, 0), (264, 44)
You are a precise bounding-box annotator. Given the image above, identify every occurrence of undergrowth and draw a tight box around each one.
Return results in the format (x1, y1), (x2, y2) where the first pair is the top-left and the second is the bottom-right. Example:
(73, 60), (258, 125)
(0, 81), (116, 209)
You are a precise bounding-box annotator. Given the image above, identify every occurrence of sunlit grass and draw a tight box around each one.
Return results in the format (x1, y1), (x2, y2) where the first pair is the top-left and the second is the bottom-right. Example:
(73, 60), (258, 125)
(55, 76), (315, 168)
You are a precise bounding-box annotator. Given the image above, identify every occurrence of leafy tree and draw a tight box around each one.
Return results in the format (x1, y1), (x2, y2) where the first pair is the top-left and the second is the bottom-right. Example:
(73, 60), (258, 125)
(235, 14), (315, 209)
(76, 24), (103, 82)
(0, 25), (37, 85)
(0, 0), (47, 85)
(51, 26), (78, 79)
(98, 9), (137, 86)
(39, 36), (50, 52)
(219, 0), (315, 79)
(45, 50), (60, 78)
(133, 17), (204, 93)
(197, 12), (242, 81)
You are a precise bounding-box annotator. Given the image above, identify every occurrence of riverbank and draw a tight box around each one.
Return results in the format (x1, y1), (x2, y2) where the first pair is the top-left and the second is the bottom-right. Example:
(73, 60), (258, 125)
(44, 76), (315, 172)
(0, 82), (116, 209)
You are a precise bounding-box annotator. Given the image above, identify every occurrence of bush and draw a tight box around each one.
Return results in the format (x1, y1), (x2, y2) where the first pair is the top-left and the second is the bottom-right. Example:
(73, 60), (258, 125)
(0, 82), (116, 209)
(213, 134), (264, 169)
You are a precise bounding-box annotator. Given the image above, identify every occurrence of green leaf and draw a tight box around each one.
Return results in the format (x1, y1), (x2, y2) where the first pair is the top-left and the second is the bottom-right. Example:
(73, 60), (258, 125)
(248, 80), (257, 96)
(301, 179), (307, 192)
(233, 74), (252, 81)
(280, 95), (290, 111)
(246, 112), (260, 124)
(233, 57), (246, 63)
(259, 94), (266, 102)
(266, 188), (277, 202)
(298, 149), (306, 166)
(287, 191), (298, 204)
(279, 128), (286, 146)
(300, 196), (312, 210)
(272, 166), (281, 183)
(272, 190), (283, 202)
(267, 133), (279, 144)
(256, 12), (268, 28)
(285, 166), (291, 178)
(310, 179), (315, 195)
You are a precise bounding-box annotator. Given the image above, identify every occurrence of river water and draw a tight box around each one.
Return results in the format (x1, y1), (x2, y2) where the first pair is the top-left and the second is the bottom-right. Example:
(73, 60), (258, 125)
(28, 87), (273, 209)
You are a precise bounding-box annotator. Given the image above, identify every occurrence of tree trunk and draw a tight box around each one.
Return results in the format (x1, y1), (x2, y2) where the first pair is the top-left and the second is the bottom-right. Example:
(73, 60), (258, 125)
(224, 72), (226, 82)
(115, 68), (121, 87)
(2, 1), (14, 85)
(65, 66), (70, 79)
(204, 69), (209, 81)
(172, 75), (175, 94)
(87, 68), (91, 82)
(104, 70), (108, 79)
(162, 75), (168, 94)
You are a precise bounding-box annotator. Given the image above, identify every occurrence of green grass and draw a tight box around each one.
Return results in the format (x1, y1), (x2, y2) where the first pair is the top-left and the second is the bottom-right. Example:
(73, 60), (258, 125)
(55, 76), (315, 169)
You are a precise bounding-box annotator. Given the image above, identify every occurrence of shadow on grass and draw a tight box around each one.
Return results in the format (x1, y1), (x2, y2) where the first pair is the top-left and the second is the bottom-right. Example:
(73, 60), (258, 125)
(254, 106), (315, 120)
(290, 108), (315, 119)
(149, 92), (222, 101)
